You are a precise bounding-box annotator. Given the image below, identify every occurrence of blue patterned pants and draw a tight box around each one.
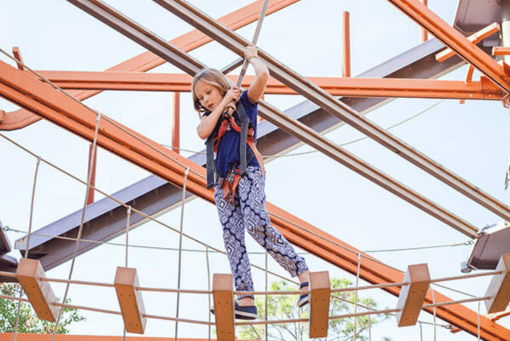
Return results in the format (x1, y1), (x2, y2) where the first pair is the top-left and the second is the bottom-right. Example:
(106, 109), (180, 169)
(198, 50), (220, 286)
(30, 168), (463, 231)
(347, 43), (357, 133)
(214, 166), (309, 299)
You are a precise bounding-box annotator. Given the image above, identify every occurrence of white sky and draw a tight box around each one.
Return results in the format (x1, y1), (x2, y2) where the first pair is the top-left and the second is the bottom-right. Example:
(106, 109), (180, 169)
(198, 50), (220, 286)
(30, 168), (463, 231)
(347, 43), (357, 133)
(1, 0), (510, 340)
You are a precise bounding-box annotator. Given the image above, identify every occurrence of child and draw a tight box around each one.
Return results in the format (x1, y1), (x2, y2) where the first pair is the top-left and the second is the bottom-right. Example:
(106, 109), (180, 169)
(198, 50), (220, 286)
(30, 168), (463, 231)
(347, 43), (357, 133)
(192, 44), (310, 320)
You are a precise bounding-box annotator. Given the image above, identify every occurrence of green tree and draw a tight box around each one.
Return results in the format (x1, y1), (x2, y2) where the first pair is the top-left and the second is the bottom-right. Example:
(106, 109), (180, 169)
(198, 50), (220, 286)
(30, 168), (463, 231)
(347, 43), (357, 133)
(238, 278), (391, 341)
(0, 283), (85, 334)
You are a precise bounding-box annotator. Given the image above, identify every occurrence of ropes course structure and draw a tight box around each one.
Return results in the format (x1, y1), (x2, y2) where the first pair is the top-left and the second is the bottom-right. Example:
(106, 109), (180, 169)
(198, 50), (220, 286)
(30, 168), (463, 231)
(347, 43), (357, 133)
(3, 0), (510, 340)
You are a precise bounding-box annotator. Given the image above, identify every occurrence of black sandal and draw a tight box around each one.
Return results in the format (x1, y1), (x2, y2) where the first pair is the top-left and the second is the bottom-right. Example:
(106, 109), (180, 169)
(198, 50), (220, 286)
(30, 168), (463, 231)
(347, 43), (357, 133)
(297, 281), (309, 308)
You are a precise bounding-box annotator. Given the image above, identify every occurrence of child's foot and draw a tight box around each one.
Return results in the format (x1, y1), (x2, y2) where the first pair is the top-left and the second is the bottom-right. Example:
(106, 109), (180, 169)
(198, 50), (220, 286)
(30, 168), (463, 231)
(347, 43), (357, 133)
(297, 281), (309, 308)
(210, 301), (258, 320)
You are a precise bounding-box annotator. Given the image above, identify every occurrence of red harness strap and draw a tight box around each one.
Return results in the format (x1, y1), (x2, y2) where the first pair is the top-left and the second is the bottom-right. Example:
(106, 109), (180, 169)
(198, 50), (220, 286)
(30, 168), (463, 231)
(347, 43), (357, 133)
(213, 114), (266, 175)
(215, 114), (266, 202)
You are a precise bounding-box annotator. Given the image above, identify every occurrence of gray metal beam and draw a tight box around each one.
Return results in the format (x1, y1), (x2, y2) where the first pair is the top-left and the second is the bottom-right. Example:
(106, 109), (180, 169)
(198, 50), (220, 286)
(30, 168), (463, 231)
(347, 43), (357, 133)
(153, 0), (510, 227)
(16, 2), (480, 270)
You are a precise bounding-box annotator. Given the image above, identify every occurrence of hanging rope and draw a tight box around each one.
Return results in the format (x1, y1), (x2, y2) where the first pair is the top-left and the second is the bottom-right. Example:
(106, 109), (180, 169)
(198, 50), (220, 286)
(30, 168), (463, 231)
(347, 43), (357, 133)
(353, 253), (361, 340)
(50, 111), (102, 341)
(13, 156), (41, 341)
(125, 206), (132, 268)
(174, 167), (189, 341)
(205, 246), (211, 341)
(431, 289), (437, 341)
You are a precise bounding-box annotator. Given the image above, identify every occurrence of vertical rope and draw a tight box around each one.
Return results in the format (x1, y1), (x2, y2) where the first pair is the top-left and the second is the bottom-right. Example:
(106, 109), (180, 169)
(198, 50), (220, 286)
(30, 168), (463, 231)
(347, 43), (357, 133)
(265, 251), (268, 341)
(419, 321), (423, 341)
(431, 288), (437, 341)
(368, 303), (372, 341)
(353, 253), (361, 340)
(174, 167), (189, 341)
(125, 206), (132, 268)
(205, 246), (211, 341)
(50, 112), (102, 341)
(13, 157), (41, 341)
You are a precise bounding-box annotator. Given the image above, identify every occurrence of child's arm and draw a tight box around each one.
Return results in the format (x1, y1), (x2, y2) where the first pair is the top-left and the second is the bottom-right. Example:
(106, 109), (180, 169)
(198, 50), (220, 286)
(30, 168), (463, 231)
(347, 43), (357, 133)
(197, 87), (241, 140)
(245, 44), (269, 104)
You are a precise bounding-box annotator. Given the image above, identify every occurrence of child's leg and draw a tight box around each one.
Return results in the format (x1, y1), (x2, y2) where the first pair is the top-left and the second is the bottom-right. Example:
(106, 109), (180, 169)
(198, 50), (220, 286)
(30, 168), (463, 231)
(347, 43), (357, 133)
(214, 185), (255, 302)
(238, 167), (309, 278)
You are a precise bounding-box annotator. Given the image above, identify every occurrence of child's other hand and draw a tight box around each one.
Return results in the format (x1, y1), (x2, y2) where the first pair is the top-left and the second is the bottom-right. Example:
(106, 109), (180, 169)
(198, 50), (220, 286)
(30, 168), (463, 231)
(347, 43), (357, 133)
(244, 44), (257, 60)
(225, 86), (241, 103)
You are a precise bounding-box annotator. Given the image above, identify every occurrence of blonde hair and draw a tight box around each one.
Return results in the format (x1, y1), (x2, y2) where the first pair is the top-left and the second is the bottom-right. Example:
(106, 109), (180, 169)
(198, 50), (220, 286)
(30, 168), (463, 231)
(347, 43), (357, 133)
(192, 68), (230, 115)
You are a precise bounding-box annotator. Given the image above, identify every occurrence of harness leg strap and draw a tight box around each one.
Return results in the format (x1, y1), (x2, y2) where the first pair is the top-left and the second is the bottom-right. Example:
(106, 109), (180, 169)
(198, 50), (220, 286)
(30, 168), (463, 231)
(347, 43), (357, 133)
(206, 137), (215, 189)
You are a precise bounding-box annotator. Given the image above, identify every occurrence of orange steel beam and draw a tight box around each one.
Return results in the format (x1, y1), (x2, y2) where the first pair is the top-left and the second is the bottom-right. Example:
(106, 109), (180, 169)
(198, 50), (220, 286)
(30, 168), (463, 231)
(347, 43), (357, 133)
(493, 47), (510, 56)
(418, 0), (427, 43)
(1, 58), (508, 341)
(0, 0), (299, 131)
(436, 22), (500, 62)
(387, 0), (510, 93)
(37, 70), (506, 100)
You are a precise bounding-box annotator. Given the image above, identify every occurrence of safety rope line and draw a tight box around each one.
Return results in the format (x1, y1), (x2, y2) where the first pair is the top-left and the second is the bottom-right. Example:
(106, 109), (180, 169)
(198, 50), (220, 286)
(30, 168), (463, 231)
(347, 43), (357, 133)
(174, 167), (189, 341)
(13, 156), (41, 341)
(0, 289), (493, 329)
(50, 111), (102, 341)
(4, 225), (309, 255)
(0, 266), (499, 296)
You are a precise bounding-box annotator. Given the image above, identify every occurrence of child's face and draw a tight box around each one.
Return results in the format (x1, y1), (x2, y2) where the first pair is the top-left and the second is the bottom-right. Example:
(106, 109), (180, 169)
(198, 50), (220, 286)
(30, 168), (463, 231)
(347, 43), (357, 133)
(194, 80), (223, 112)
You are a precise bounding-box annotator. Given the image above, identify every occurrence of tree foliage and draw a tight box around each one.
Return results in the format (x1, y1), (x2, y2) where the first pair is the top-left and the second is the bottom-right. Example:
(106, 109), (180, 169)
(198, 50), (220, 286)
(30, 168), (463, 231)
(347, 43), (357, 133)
(0, 283), (85, 334)
(238, 278), (390, 341)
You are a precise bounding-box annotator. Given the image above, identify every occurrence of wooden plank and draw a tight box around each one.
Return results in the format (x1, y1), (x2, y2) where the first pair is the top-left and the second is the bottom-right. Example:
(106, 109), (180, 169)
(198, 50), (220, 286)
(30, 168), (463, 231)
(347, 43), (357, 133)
(485, 254), (510, 314)
(395, 263), (430, 327)
(309, 271), (330, 338)
(16, 259), (60, 322)
(212, 274), (235, 341)
(114, 267), (147, 334)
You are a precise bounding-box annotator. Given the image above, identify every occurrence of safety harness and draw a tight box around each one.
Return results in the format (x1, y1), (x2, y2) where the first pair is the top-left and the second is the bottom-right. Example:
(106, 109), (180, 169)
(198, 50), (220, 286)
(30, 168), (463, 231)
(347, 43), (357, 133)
(205, 102), (265, 202)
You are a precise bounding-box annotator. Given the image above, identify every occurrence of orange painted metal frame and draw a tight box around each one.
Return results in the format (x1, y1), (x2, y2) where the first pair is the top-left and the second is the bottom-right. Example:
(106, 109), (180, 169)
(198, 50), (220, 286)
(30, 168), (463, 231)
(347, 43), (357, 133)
(35, 70), (506, 100)
(1, 59), (509, 341)
(386, 0), (510, 94)
(0, 0), (300, 131)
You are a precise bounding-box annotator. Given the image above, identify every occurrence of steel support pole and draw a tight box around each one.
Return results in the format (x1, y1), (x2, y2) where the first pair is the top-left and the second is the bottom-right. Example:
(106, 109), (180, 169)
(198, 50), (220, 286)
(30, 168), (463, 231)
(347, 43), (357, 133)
(171, 92), (180, 154)
(418, 0), (428, 43)
(342, 11), (351, 77)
